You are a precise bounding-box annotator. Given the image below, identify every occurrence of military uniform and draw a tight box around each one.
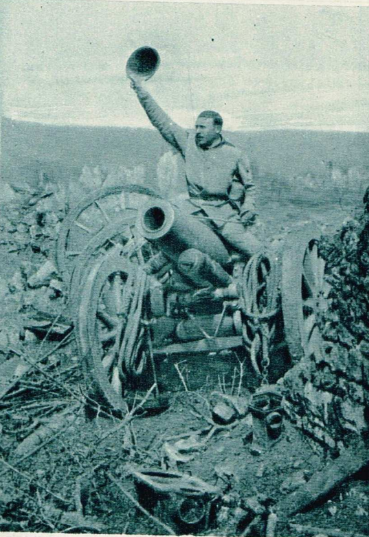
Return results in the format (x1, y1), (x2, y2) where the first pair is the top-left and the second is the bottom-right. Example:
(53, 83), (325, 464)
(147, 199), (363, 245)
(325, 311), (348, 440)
(133, 84), (262, 257)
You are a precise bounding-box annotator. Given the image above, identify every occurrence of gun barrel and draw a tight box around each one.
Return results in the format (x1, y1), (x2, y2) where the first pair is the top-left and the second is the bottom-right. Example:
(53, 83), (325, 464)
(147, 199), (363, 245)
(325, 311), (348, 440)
(136, 199), (229, 265)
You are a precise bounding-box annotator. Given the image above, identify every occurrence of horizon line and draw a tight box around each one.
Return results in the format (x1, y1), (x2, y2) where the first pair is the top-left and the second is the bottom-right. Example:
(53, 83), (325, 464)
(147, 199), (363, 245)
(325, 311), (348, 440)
(2, 114), (369, 135)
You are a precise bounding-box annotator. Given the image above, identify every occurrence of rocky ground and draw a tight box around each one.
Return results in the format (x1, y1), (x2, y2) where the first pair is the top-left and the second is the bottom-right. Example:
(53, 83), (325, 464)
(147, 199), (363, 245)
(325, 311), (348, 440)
(0, 178), (368, 536)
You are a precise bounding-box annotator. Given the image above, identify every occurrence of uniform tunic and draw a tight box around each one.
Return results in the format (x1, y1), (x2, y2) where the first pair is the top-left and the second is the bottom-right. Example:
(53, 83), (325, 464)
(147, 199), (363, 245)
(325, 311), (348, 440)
(133, 84), (261, 256)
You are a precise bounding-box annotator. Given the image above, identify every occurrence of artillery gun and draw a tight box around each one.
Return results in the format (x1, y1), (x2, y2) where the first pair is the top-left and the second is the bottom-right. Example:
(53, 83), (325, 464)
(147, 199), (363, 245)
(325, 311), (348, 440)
(56, 184), (329, 412)
(55, 47), (330, 411)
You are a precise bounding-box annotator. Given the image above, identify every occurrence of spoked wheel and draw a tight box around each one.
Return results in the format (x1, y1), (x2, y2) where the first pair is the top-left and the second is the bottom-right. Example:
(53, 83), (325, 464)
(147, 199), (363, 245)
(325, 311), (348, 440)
(281, 225), (331, 364)
(240, 253), (279, 382)
(56, 185), (161, 285)
(76, 246), (154, 411)
(68, 218), (148, 317)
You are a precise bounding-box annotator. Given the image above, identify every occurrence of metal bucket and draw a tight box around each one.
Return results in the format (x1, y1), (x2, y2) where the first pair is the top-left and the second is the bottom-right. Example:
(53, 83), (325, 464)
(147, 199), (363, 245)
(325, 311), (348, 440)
(132, 468), (220, 532)
(126, 46), (160, 81)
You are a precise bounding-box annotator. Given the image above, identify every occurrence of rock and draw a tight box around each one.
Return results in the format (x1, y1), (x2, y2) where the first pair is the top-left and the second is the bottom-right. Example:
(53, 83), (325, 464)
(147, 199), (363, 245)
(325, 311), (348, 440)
(60, 511), (104, 532)
(162, 441), (195, 466)
(48, 279), (63, 299)
(1, 183), (20, 203)
(212, 402), (237, 424)
(29, 224), (42, 240)
(280, 470), (308, 493)
(214, 462), (238, 483)
(16, 223), (28, 234)
(27, 260), (58, 288)
(24, 330), (38, 344)
(327, 504), (337, 516)
(359, 339), (369, 357)
(23, 317), (72, 339)
(222, 493), (240, 508)
(243, 496), (265, 516)
(0, 327), (20, 349)
(0, 277), (9, 302)
(0, 490), (12, 515)
(233, 507), (248, 526)
(8, 271), (26, 293)
(249, 444), (263, 456)
(337, 399), (366, 432)
(210, 392), (249, 416)
(256, 462), (265, 477)
(217, 505), (230, 525)
(0, 357), (30, 398)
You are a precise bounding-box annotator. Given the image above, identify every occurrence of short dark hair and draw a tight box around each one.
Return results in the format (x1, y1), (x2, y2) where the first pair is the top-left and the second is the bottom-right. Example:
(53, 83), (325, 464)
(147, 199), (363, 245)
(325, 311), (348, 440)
(198, 110), (223, 128)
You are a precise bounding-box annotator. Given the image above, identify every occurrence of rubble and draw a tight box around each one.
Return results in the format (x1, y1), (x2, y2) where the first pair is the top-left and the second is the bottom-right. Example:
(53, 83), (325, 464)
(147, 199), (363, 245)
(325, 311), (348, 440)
(276, 440), (368, 519)
(27, 260), (58, 289)
(0, 166), (368, 536)
(213, 401), (237, 424)
(282, 204), (369, 451)
(280, 469), (309, 494)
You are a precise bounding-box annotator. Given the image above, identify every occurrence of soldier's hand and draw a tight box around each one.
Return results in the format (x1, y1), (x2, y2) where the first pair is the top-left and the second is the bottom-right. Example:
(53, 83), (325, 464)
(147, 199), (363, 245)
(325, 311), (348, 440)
(129, 76), (142, 91)
(240, 210), (258, 227)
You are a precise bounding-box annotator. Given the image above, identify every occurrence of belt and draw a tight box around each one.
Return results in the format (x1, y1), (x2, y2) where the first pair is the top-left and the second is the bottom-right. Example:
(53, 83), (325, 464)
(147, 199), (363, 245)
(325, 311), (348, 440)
(190, 193), (228, 202)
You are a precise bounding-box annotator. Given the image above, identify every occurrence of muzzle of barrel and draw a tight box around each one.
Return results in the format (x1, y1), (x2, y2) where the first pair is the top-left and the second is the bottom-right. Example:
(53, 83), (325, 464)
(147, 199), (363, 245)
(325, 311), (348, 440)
(136, 199), (230, 265)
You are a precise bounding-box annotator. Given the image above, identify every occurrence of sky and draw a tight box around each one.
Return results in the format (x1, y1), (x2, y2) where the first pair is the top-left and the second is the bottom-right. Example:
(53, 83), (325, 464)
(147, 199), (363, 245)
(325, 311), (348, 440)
(1, 0), (369, 131)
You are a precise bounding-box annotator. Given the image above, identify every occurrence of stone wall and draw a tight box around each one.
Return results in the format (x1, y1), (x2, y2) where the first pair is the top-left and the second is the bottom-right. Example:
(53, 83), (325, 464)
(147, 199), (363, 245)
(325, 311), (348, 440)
(282, 341), (368, 451)
(281, 203), (369, 452)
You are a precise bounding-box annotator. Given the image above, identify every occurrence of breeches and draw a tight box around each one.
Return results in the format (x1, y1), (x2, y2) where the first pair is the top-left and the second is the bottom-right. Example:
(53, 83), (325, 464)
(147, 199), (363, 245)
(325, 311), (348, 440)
(218, 220), (262, 258)
(177, 199), (262, 258)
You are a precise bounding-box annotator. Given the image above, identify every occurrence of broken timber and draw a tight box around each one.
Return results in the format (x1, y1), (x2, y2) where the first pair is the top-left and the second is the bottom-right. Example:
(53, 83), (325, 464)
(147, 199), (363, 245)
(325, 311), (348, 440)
(276, 440), (369, 519)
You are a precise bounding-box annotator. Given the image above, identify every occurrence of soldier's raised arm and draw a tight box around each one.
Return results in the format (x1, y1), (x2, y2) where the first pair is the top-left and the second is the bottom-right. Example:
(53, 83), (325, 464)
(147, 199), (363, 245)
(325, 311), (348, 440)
(130, 78), (188, 156)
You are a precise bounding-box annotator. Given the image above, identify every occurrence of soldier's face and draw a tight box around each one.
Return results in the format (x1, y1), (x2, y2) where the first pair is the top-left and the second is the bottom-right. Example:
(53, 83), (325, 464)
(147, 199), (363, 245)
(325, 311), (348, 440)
(195, 117), (221, 148)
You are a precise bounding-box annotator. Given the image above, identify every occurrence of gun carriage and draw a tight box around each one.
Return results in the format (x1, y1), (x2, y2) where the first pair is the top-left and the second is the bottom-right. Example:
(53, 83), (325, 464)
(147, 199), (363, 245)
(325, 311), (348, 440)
(55, 47), (330, 411)
(56, 184), (329, 412)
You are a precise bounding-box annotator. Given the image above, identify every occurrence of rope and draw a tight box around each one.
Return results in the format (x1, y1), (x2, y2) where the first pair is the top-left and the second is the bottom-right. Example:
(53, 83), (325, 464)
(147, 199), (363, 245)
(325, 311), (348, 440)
(118, 266), (148, 379)
(240, 253), (279, 385)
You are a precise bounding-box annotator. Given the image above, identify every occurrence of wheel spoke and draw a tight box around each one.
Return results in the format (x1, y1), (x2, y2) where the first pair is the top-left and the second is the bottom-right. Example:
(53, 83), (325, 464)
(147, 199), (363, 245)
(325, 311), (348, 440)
(322, 280), (332, 296)
(111, 274), (123, 315)
(97, 309), (118, 330)
(102, 351), (116, 370)
(303, 297), (315, 312)
(302, 271), (314, 298)
(94, 200), (111, 223)
(74, 221), (95, 234)
(100, 328), (118, 344)
(66, 250), (83, 257)
(111, 366), (123, 396)
(120, 192), (128, 210)
(101, 281), (118, 317)
(316, 256), (326, 288)
(303, 252), (317, 292)
(306, 325), (323, 360)
(302, 313), (316, 346)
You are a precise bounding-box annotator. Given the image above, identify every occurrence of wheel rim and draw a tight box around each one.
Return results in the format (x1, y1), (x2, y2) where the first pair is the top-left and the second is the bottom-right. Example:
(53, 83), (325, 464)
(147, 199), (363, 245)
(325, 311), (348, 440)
(241, 254), (278, 380)
(68, 218), (147, 317)
(76, 246), (151, 410)
(282, 226), (330, 363)
(300, 239), (330, 358)
(56, 184), (161, 284)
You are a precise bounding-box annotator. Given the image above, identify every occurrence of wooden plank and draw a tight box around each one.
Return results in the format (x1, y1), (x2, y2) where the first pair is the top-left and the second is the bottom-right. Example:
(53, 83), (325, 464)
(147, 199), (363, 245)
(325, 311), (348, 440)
(276, 441), (369, 519)
(154, 336), (243, 355)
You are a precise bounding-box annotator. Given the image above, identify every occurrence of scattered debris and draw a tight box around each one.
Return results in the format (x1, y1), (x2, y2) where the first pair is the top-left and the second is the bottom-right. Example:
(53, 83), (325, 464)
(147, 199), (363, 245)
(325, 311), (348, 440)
(27, 261), (58, 289)
(289, 523), (369, 537)
(276, 440), (369, 519)
(13, 407), (78, 459)
(280, 469), (309, 494)
(131, 467), (220, 533)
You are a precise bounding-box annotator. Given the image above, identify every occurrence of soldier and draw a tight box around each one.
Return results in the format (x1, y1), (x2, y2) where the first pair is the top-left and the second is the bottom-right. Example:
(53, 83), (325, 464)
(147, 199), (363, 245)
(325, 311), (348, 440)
(129, 76), (262, 258)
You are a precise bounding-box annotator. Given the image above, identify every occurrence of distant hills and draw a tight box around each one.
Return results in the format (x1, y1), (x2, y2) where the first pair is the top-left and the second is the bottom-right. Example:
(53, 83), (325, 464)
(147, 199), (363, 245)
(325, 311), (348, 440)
(1, 116), (369, 195)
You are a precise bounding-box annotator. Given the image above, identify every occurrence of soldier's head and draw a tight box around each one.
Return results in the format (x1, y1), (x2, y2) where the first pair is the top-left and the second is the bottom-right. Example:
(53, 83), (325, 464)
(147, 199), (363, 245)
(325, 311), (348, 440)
(195, 110), (223, 148)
